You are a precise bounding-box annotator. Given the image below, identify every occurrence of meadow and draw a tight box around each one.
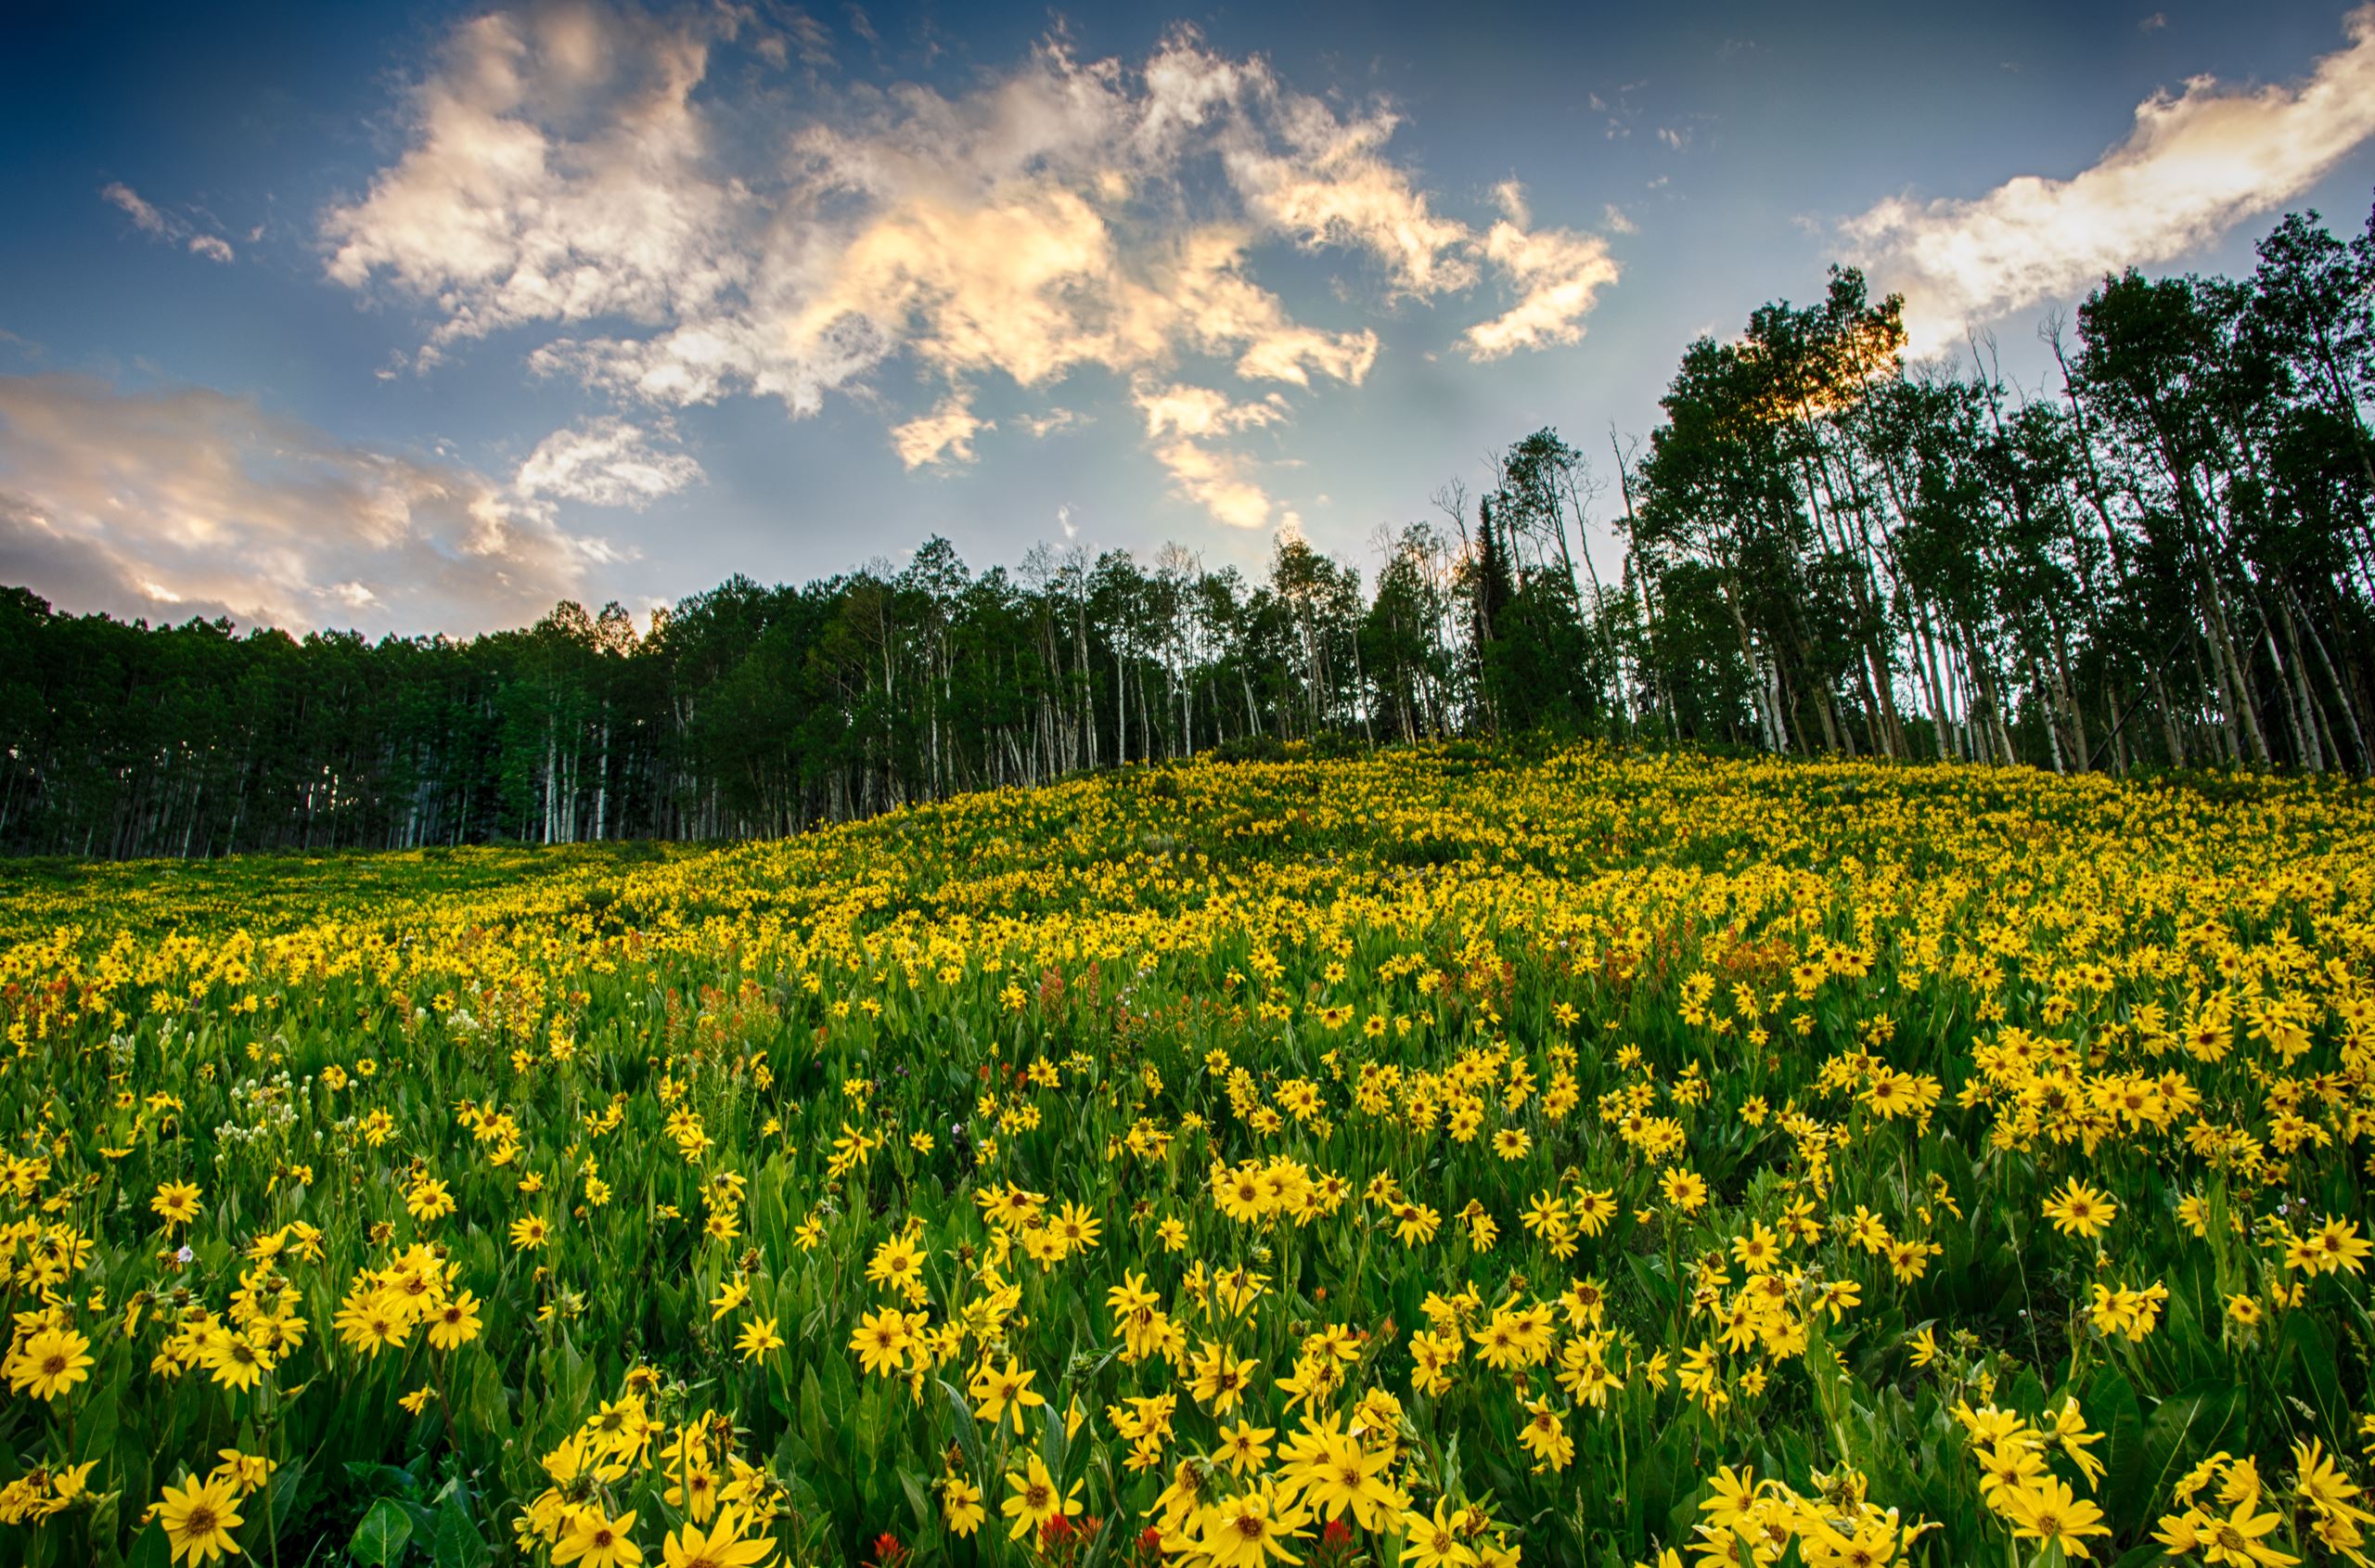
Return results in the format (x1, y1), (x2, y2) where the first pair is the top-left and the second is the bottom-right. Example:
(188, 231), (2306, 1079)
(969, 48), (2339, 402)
(2, 741), (2373, 1568)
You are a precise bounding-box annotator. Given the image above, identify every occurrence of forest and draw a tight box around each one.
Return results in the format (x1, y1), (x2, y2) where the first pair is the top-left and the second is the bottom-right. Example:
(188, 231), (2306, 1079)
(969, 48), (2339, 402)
(2, 198), (2370, 858)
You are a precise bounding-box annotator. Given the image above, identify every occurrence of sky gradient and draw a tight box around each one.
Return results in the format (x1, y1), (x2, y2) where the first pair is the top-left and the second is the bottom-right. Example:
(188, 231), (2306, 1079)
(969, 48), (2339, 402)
(5, 0), (2375, 636)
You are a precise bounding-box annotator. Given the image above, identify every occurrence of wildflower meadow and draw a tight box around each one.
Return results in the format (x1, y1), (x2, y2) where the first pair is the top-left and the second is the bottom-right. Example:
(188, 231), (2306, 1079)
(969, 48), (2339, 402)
(3, 742), (2373, 1568)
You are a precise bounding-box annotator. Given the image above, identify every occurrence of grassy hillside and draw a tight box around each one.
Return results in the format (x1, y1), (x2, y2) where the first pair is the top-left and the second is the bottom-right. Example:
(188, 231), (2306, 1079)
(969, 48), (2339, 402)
(2, 743), (2372, 1567)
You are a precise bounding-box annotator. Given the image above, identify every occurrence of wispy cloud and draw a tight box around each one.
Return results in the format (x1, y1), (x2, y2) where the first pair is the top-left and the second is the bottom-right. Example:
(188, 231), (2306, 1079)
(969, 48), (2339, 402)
(100, 182), (167, 236)
(0, 374), (618, 633)
(320, 6), (744, 366)
(890, 391), (992, 470)
(514, 416), (703, 506)
(1019, 408), (1085, 439)
(1132, 381), (1293, 530)
(320, 5), (1618, 532)
(1844, 3), (2375, 351)
(99, 181), (237, 263)
(1461, 184), (1622, 360)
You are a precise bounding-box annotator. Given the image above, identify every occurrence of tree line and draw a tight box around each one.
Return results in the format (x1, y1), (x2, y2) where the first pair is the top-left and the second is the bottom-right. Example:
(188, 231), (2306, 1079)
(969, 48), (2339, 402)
(3, 196), (2370, 857)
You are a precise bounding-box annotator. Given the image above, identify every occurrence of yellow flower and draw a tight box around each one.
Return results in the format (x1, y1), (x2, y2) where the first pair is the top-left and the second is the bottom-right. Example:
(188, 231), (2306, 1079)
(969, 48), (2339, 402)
(2042, 1180), (2116, 1240)
(941, 1477), (987, 1538)
(660, 1508), (774, 1568)
(1218, 1420), (1275, 1478)
(1188, 1341), (1257, 1416)
(1660, 1169), (1708, 1214)
(8, 1326), (95, 1401)
(553, 1506), (642, 1568)
(404, 1177), (456, 1224)
(1001, 1453), (1082, 1540)
(152, 1181), (203, 1227)
(2045, 1399), (2106, 1490)
(1400, 1497), (1478, 1568)
(157, 1474), (245, 1566)
(209, 1450), (272, 1495)
(846, 1309), (909, 1376)
(2194, 1497), (2300, 1567)
(1997, 1476), (2112, 1559)
(1193, 1481), (1310, 1567)
(1698, 1465), (1762, 1531)
(969, 1356), (1044, 1425)
(1283, 1420), (1395, 1527)
(427, 1290), (482, 1352)
(199, 1328), (272, 1393)
(736, 1317), (783, 1363)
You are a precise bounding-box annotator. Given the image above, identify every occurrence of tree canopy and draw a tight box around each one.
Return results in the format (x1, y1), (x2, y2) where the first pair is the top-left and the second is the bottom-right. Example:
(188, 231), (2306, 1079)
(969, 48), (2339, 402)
(5, 195), (2372, 857)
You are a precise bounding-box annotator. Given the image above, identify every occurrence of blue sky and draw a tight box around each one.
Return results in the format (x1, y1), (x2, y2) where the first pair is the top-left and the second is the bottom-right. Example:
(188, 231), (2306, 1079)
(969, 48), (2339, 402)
(4, 0), (2373, 635)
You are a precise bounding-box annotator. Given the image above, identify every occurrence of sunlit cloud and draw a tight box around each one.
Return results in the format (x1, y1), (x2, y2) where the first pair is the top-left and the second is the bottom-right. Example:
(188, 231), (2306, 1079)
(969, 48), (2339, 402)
(1461, 184), (1623, 360)
(1133, 381), (1287, 442)
(1133, 381), (1291, 531)
(1143, 437), (1278, 532)
(320, 5), (749, 366)
(321, 5), (1614, 527)
(1018, 408), (1085, 439)
(514, 416), (703, 507)
(1844, 3), (2375, 352)
(890, 391), (992, 469)
(0, 373), (614, 633)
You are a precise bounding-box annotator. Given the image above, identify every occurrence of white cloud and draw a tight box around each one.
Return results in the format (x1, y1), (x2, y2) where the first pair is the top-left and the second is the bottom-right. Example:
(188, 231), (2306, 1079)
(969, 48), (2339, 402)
(100, 181), (237, 263)
(1218, 89), (1477, 295)
(1845, 3), (2375, 351)
(514, 416), (703, 506)
(101, 182), (167, 235)
(0, 373), (611, 634)
(1145, 437), (1277, 531)
(1461, 207), (1623, 360)
(320, 4), (749, 363)
(1019, 408), (1085, 438)
(1133, 381), (1286, 442)
(889, 391), (992, 469)
(1132, 381), (1290, 531)
(323, 7), (1617, 533)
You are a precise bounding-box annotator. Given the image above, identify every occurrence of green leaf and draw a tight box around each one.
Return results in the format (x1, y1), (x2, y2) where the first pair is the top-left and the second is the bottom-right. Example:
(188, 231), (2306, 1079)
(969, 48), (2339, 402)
(431, 1496), (492, 1568)
(88, 1490), (125, 1568)
(1043, 1395), (1070, 1483)
(799, 1364), (830, 1462)
(126, 1521), (173, 1568)
(2279, 1309), (2345, 1438)
(1077, 1510), (1120, 1568)
(939, 1379), (986, 1477)
(2083, 1366), (2146, 1529)
(266, 1457), (308, 1534)
(898, 1468), (933, 1538)
(81, 1348), (130, 1471)
(351, 1497), (416, 1566)
(344, 1462), (417, 1500)
(2137, 1381), (2242, 1516)
(464, 1353), (512, 1443)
